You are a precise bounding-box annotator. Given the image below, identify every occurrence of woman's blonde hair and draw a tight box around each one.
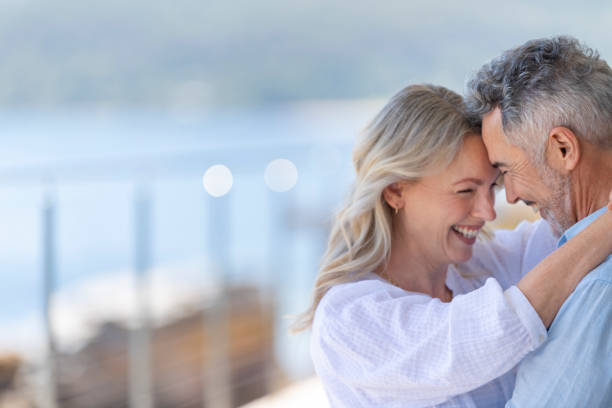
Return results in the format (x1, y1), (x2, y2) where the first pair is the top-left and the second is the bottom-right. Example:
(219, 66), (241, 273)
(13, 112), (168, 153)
(292, 84), (479, 332)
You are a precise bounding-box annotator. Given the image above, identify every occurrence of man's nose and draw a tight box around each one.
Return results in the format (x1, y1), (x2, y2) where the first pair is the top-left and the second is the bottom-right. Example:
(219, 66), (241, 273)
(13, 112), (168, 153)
(504, 180), (520, 204)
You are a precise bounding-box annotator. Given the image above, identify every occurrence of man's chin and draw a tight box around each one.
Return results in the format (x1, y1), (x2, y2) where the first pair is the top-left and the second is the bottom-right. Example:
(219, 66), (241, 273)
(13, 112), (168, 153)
(540, 209), (565, 238)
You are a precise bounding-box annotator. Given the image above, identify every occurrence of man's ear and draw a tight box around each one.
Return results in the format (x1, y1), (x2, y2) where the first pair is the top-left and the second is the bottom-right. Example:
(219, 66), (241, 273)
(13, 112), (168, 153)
(382, 182), (405, 210)
(546, 127), (580, 174)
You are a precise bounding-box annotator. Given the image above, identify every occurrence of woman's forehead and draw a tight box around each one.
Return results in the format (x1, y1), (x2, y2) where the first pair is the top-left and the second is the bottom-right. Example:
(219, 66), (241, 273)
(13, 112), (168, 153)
(423, 136), (497, 184)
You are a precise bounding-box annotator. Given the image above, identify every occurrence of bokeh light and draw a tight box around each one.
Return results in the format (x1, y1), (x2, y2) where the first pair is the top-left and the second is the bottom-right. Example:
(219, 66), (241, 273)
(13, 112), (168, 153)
(264, 159), (298, 192)
(203, 164), (233, 197)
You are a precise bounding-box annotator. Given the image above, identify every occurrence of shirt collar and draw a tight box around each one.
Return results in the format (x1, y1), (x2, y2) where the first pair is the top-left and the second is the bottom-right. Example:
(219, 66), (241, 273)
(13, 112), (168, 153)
(558, 206), (609, 248)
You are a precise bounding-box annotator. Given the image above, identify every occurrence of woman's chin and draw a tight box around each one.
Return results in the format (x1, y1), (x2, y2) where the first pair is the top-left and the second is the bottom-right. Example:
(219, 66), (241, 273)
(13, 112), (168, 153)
(447, 232), (476, 263)
(448, 247), (473, 264)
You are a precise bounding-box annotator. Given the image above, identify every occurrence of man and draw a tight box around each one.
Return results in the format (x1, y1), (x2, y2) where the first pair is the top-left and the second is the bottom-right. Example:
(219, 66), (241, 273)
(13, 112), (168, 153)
(466, 36), (612, 406)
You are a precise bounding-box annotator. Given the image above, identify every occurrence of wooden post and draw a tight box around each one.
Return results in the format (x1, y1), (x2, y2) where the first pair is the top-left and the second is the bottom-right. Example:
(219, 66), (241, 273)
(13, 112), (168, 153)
(42, 191), (58, 408)
(128, 183), (154, 408)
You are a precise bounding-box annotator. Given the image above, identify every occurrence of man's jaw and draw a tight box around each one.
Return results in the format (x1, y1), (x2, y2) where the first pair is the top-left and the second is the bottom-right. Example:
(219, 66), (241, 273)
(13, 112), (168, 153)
(521, 199), (540, 213)
(523, 200), (551, 225)
(543, 212), (565, 238)
(534, 205), (569, 238)
(522, 200), (563, 236)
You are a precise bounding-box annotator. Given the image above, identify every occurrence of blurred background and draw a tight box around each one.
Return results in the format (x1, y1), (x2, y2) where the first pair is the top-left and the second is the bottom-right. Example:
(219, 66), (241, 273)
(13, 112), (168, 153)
(0, 1), (610, 407)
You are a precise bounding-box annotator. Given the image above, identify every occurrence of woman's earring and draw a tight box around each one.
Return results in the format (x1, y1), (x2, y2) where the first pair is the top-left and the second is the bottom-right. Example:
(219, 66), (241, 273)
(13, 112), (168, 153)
(394, 207), (399, 215)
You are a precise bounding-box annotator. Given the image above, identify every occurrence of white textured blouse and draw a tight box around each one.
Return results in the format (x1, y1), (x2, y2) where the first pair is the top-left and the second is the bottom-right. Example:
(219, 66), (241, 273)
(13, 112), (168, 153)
(311, 220), (558, 407)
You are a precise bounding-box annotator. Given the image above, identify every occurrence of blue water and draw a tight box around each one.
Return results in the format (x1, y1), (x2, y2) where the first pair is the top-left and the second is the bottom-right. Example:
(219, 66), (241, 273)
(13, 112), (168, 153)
(0, 103), (375, 376)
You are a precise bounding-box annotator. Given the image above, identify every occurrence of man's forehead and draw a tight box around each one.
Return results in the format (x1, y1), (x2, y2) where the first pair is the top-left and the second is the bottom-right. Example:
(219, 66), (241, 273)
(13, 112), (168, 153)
(482, 108), (504, 138)
(481, 108), (516, 167)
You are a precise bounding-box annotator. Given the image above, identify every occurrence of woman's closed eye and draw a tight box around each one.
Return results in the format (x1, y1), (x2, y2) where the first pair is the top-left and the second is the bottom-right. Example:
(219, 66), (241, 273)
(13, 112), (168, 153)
(458, 180), (500, 194)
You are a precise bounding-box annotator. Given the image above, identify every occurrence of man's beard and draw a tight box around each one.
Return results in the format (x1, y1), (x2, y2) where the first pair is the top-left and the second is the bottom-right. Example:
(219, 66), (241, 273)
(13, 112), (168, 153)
(539, 165), (573, 237)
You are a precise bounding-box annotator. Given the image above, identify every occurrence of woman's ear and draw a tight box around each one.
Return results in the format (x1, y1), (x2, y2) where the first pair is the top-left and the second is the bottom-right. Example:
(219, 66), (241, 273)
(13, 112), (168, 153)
(546, 127), (580, 174)
(383, 182), (405, 210)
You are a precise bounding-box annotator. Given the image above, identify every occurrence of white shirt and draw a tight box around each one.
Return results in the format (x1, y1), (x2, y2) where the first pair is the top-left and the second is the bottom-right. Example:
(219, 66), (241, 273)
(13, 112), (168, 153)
(311, 220), (558, 407)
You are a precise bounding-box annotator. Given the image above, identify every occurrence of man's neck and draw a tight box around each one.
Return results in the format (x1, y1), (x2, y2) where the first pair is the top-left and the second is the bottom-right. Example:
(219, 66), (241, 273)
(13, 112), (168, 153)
(571, 147), (612, 222)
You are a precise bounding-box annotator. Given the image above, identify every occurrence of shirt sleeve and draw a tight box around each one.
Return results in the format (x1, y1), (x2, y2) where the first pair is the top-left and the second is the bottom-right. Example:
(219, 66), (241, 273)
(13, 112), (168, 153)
(506, 277), (612, 408)
(458, 220), (557, 289)
(312, 277), (547, 405)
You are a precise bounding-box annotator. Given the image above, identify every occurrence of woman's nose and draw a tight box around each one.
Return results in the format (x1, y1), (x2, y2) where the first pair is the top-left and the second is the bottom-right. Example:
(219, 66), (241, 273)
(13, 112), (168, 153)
(473, 190), (496, 221)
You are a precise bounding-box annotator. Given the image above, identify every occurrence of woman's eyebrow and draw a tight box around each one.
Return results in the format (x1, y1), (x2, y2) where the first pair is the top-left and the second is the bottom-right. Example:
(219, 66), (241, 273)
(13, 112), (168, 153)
(452, 177), (482, 186)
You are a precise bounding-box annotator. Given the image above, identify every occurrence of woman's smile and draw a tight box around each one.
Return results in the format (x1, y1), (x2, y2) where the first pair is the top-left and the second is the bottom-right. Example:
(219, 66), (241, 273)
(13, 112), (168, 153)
(451, 224), (482, 244)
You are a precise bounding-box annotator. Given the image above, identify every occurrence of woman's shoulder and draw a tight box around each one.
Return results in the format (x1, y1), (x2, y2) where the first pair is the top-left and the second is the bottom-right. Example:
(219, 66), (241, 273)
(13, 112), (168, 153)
(311, 274), (383, 347)
(313, 272), (431, 332)
(317, 272), (390, 313)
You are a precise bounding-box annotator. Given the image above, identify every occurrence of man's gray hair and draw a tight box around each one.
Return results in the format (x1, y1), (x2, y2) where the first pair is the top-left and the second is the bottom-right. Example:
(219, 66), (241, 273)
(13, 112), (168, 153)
(465, 36), (612, 160)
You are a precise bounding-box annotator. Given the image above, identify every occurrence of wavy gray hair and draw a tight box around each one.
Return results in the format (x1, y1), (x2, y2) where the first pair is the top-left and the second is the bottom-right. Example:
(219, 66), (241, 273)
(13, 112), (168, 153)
(465, 36), (612, 161)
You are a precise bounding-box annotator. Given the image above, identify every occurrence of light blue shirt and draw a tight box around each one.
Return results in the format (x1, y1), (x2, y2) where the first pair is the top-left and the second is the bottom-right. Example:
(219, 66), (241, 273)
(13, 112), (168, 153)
(507, 206), (612, 407)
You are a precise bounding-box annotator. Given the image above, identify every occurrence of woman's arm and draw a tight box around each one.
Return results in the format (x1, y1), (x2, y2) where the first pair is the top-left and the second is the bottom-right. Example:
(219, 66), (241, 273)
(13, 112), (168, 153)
(517, 208), (612, 328)
(312, 278), (542, 404)
(312, 206), (612, 403)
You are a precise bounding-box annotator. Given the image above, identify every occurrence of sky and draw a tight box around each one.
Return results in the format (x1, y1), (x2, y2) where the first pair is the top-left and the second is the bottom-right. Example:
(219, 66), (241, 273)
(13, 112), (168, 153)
(0, 0), (610, 108)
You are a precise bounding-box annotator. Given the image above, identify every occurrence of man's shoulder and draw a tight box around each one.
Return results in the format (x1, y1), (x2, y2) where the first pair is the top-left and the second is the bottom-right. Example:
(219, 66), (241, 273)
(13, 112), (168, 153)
(576, 253), (612, 289)
(548, 254), (612, 335)
(508, 254), (612, 407)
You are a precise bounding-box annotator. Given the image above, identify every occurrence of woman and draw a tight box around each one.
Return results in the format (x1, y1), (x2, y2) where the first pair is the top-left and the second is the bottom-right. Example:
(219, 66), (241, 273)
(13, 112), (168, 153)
(293, 84), (612, 407)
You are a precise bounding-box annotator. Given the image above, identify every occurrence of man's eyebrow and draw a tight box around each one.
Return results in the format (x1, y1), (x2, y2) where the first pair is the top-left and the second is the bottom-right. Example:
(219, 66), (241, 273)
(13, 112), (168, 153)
(453, 178), (483, 186)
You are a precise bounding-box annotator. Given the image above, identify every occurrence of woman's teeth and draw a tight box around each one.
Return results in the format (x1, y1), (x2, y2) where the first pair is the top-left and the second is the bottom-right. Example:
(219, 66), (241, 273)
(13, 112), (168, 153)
(452, 226), (480, 239)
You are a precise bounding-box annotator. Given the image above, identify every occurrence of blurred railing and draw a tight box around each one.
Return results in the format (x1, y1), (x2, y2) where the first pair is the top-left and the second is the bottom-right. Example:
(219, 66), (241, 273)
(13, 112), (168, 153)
(0, 140), (350, 408)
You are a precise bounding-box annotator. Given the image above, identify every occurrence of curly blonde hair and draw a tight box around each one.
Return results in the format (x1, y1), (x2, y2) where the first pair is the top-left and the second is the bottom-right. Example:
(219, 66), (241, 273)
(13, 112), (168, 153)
(292, 84), (478, 332)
